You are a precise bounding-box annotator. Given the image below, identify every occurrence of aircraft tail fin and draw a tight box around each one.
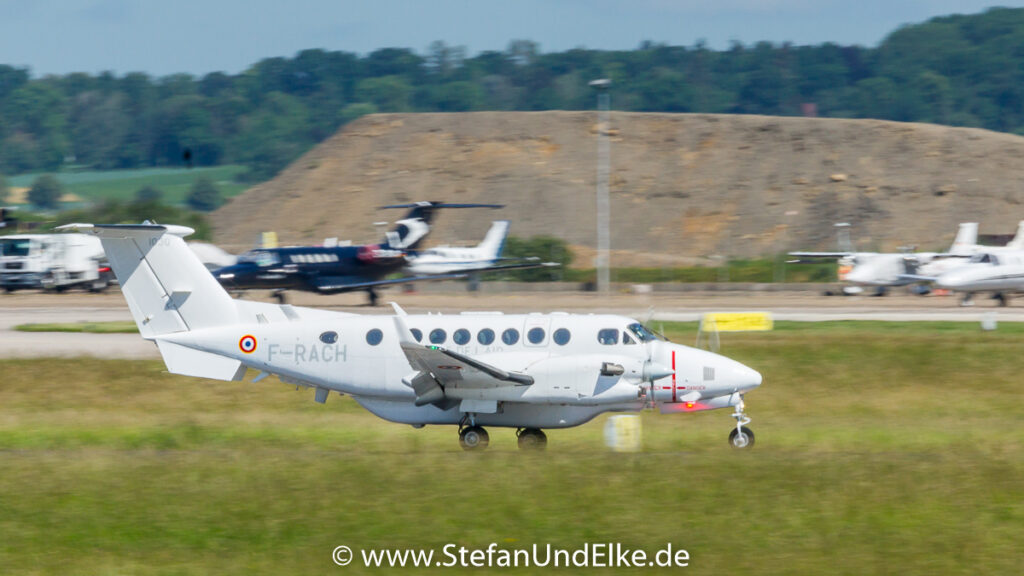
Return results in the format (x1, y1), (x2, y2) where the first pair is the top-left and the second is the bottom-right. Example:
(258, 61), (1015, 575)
(1004, 221), (1024, 250)
(58, 224), (238, 339)
(948, 222), (978, 256)
(476, 220), (510, 260)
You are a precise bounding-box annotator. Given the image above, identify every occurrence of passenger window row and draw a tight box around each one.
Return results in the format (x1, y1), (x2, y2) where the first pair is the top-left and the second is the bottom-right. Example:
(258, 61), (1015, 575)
(348, 326), (635, 347)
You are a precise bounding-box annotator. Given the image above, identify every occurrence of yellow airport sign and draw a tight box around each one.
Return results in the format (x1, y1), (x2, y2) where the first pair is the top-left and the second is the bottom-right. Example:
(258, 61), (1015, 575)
(700, 312), (774, 332)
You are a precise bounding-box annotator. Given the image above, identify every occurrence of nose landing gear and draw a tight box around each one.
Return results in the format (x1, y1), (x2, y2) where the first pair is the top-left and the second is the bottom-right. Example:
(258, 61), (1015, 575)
(729, 398), (755, 449)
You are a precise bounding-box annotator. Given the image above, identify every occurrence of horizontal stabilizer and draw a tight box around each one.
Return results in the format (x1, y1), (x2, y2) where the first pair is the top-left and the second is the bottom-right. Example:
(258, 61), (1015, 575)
(156, 340), (247, 381)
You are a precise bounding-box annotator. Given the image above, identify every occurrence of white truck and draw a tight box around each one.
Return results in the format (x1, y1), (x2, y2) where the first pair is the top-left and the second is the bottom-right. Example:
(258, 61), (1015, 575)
(0, 233), (113, 292)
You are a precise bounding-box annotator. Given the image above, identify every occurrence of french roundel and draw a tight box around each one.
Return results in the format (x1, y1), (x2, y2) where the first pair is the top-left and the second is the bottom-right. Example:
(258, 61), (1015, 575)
(239, 335), (257, 354)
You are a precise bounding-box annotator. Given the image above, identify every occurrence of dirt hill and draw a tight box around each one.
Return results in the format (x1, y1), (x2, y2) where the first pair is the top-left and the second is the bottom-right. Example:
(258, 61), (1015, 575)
(211, 112), (1024, 266)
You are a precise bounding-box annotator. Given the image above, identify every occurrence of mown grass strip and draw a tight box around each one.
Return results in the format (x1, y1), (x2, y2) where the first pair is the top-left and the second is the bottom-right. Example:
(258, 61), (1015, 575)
(14, 321), (138, 333)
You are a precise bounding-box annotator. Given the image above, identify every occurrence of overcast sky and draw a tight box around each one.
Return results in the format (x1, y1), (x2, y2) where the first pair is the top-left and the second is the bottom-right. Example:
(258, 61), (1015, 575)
(2, 1), (1022, 77)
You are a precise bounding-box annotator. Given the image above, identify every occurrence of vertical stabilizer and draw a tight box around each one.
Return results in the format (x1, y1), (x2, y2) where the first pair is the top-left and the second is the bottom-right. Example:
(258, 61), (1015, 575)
(949, 222), (978, 256)
(1005, 221), (1024, 250)
(58, 224), (238, 339)
(476, 220), (510, 261)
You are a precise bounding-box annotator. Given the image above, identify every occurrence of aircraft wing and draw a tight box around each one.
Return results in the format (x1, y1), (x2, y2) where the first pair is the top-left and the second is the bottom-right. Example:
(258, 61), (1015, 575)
(897, 274), (939, 283)
(788, 251), (853, 259)
(391, 313), (532, 407)
(470, 259), (561, 273)
(310, 273), (467, 293)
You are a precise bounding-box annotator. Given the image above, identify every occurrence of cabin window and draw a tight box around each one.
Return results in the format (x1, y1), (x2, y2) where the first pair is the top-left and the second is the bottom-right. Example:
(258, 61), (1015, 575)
(453, 328), (471, 345)
(502, 328), (520, 345)
(527, 327), (546, 344)
(319, 331), (338, 344)
(366, 329), (383, 346)
(410, 328), (423, 342)
(429, 329), (447, 344)
(597, 328), (619, 345)
(553, 328), (571, 346)
(477, 328), (495, 345)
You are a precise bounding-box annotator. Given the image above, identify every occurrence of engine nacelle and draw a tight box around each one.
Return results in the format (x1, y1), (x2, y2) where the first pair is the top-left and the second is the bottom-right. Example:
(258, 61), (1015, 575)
(517, 354), (645, 405)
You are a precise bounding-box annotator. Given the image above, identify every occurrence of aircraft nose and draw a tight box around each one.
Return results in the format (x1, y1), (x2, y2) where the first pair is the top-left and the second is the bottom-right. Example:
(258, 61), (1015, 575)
(936, 272), (968, 289)
(723, 358), (762, 392)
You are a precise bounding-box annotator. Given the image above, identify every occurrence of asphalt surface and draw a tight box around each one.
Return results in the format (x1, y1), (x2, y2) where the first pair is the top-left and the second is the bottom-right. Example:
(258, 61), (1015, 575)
(2, 286), (1021, 359)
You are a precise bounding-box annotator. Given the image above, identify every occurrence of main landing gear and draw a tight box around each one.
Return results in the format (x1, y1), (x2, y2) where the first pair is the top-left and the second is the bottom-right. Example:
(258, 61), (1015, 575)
(729, 398), (755, 449)
(516, 428), (547, 451)
(456, 425), (548, 451)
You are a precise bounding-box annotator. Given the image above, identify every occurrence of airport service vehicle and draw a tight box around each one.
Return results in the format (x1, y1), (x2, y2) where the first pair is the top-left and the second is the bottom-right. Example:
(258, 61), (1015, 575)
(0, 233), (111, 292)
(61, 223), (763, 451)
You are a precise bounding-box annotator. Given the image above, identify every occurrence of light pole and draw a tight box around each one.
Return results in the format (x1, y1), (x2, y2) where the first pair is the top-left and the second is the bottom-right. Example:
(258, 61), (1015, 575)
(589, 78), (611, 293)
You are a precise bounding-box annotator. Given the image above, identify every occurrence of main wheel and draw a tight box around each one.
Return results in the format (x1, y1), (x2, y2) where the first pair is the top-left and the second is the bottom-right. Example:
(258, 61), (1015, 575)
(459, 426), (489, 451)
(517, 428), (547, 451)
(728, 426), (755, 449)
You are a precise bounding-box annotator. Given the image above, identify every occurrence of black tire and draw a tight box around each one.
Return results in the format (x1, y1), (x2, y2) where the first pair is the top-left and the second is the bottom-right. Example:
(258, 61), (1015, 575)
(517, 428), (547, 451)
(728, 426), (755, 449)
(88, 278), (109, 293)
(459, 426), (489, 451)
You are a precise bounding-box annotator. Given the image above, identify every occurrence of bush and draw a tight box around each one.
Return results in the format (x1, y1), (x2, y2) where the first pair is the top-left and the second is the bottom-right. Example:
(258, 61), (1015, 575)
(134, 185), (163, 204)
(54, 200), (212, 241)
(495, 236), (573, 282)
(28, 174), (62, 209)
(186, 176), (222, 211)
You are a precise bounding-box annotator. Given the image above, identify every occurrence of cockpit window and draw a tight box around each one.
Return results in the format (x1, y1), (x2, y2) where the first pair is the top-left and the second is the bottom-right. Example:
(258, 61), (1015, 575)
(623, 332), (636, 345)
(627, 323), (662, 342)
(597, 328), (619, 345)
(238, 250), (280, 267)
(0, 238), (32, 257)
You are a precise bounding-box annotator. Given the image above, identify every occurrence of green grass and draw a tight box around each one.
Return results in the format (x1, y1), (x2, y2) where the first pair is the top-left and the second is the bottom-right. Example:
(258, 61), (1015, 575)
(8, 165), (249, 205)
(553, 260), (839, 284)
(14, 321), (139, 334)
(0, 322), (1021, 574)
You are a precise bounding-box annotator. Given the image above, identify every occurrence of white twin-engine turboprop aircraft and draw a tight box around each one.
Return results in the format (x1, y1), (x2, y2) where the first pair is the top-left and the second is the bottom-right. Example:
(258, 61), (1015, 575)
(60, 223), (763, 451)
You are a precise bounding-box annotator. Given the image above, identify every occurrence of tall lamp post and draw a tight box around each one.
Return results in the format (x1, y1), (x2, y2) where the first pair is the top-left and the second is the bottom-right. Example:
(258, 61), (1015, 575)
(589, 78), (611, 294)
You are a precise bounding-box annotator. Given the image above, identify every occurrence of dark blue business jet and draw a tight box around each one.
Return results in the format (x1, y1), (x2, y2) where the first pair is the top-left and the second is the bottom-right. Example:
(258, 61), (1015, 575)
(212, 201), (501, 305)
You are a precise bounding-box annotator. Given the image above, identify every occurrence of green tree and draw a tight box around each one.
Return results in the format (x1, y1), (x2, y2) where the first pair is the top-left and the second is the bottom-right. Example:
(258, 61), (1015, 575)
(28, 174), (63, 209)
(186, 177), (222, 211)
(340, 102), (378, 123)
(355, 76), (413, 112)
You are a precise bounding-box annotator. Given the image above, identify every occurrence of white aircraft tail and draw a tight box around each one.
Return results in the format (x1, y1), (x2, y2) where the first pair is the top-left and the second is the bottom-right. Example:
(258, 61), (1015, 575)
(58, 223), (245, 381)
(948, 222), (978, 256)
(477, 220), (510, 260)
(1005, 221), (1024, 250)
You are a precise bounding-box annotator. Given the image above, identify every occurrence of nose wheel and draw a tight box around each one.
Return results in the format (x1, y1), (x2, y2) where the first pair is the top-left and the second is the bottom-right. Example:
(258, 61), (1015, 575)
(459, 425), (489, 451)
(729, 398), (755, 449)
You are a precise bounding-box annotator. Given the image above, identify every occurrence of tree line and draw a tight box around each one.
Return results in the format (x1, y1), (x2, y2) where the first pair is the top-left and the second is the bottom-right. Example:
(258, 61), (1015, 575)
(2, 7), (1024, 183)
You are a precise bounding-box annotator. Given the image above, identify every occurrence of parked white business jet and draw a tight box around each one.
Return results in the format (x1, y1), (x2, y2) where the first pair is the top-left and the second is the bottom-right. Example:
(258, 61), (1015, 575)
(901, 221), (1024, 305)
(59, 223), (763, 450)
(790, 223), (980, 294)
(404, 220), (557, 277)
